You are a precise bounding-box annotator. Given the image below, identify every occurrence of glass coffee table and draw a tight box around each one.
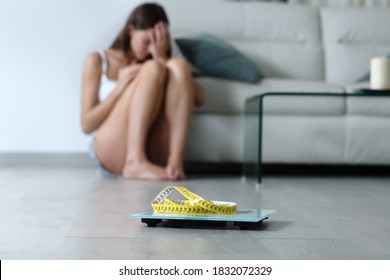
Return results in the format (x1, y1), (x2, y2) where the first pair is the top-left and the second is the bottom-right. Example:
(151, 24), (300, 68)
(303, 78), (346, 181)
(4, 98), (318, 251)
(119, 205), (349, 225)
(242, 91), (390, 186)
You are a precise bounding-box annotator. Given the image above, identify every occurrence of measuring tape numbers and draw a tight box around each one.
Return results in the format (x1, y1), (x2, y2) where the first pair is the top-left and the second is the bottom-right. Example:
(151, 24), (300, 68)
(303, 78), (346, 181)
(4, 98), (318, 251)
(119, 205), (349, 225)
(151, 186), (237, 215)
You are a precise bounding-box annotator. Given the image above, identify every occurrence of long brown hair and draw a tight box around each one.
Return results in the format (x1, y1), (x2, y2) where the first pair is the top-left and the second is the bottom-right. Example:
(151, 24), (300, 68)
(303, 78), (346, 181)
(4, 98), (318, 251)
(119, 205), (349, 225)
(110, 3), (170, 56)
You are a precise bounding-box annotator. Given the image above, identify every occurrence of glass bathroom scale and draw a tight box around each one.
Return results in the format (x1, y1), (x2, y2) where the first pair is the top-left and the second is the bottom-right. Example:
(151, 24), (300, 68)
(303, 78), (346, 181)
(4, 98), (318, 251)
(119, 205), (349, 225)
(131, 209), (276, 230)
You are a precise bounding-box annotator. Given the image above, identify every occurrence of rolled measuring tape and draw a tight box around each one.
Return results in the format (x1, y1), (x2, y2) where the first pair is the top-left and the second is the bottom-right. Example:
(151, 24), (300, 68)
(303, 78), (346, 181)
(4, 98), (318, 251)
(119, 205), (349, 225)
(151, 186), (237, 215)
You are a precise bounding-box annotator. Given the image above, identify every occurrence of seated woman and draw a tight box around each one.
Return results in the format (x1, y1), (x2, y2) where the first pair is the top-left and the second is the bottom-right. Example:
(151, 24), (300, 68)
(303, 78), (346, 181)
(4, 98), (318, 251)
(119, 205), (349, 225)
(80, 3), (205, 180)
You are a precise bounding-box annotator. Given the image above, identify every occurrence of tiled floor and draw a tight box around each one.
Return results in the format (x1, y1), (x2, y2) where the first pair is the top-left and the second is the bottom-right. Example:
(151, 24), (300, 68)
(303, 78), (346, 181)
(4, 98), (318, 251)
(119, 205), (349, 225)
(0, 166), (389, 259)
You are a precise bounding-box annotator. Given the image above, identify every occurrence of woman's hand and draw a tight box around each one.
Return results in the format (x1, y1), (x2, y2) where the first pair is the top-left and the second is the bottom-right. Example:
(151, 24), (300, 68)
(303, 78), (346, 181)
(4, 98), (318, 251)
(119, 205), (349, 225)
(148, 21), (170, 62)
(116, 64), (142, 93)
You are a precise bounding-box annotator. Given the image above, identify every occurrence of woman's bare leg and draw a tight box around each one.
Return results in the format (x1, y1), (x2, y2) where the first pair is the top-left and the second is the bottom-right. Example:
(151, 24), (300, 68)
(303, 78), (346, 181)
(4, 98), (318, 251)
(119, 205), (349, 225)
(122, 61), (168, 179)
(163, 58), (195, 180)
(94, 60), (168, 180)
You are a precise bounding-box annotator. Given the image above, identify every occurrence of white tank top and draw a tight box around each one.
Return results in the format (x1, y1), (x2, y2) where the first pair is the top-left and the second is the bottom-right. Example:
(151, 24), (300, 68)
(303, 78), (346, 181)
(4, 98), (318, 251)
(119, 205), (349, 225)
(87, 50), (117, 139)
(98, 49), (117, 101)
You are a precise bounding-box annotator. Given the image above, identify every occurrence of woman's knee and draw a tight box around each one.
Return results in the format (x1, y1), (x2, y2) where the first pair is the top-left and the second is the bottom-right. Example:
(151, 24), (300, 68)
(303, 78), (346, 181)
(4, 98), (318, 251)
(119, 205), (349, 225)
(140, 60), (167, 82)
(166, 58), (192, 78)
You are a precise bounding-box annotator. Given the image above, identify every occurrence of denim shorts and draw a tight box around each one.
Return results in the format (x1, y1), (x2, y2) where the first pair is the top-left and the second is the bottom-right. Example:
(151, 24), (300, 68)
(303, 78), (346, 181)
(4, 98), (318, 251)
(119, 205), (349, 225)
(88, 137), (120, 179)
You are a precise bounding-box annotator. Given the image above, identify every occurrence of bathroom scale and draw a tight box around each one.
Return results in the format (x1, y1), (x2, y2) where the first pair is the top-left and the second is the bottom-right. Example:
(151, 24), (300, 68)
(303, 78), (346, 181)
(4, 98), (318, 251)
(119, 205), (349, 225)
(131, 208), (276, 230)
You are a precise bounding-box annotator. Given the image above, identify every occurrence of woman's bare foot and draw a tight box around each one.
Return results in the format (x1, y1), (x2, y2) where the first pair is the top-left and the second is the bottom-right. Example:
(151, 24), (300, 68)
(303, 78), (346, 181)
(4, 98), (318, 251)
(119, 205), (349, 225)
(122, 159), (168, 180)
(166, 164), (186, 181)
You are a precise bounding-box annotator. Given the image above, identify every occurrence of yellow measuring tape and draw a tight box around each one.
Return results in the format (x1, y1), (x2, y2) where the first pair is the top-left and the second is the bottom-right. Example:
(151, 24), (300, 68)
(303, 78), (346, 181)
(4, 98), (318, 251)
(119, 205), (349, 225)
(151, 186), (237, 215)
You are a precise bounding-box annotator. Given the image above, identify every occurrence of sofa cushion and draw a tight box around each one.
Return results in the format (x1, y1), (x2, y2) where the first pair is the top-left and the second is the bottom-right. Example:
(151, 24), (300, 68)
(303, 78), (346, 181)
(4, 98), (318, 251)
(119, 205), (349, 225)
(185, 114), (346, 163)
(321, 8), (390, 85)
(185, 115), (243, 161)
(176, 34), (263, 83)
(195, 77), (344, 115)
(344, 82), (390, 116)
(345, 116), (390, 164)
(346, 96), (390, 117)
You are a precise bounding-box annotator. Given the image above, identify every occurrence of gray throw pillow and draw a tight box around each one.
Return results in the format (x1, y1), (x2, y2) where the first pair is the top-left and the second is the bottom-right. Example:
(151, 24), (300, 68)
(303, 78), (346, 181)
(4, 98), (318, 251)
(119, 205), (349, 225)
(175, 34), (263, 83)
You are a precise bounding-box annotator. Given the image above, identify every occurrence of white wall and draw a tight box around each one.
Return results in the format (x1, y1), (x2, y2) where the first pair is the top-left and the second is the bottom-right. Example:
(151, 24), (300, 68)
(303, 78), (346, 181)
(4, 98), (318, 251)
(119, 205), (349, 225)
(0, 0), (146, 152)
